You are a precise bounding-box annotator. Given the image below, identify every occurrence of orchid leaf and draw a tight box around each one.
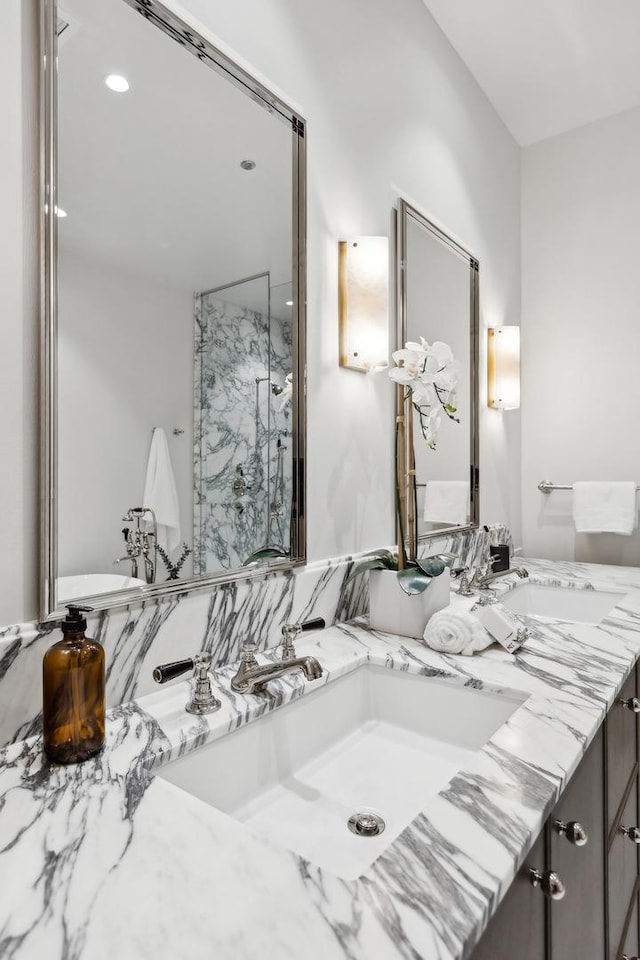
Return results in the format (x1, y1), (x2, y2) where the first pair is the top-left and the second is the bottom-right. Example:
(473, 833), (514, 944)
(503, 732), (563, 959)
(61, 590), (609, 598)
(242, 546), (288, 566)
(364, 548), (396, 567)
(346, 554), (397, 582)
(415, 557), (446, 577)
(435, 553), (457, 567)
(396, 567), (433, 596)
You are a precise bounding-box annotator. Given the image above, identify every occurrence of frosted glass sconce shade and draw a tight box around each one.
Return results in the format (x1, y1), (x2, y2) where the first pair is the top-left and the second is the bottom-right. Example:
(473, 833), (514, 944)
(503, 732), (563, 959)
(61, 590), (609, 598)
(487, 326), (520, 409)
(338, 236), (389, 372)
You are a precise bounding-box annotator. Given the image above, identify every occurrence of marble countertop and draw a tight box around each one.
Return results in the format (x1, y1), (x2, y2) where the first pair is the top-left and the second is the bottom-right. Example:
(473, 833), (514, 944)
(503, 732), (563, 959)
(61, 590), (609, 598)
(3, 557), (640, 960)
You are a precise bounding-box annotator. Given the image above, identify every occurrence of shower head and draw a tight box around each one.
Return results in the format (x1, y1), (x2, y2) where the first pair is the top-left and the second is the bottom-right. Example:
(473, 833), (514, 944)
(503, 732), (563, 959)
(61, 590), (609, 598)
(256, 376), (284, 396)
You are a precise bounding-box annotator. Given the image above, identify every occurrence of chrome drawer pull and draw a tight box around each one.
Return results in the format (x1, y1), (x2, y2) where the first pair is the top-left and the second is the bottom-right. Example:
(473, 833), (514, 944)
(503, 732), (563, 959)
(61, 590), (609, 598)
(529, 868), (566, 900)
(621, 825), (640, 843)
(554, 819), (588, 846)
(620, 697), (640, 713)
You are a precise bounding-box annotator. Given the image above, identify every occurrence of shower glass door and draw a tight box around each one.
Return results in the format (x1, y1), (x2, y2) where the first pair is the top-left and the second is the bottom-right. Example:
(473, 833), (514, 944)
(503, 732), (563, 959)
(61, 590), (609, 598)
(194, 272), (293, 573)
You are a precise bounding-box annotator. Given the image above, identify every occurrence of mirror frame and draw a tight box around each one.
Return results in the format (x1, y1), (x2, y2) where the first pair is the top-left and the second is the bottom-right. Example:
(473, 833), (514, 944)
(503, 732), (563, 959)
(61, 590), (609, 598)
(396, 198), (479, 545)
(40, 0), (307, 618)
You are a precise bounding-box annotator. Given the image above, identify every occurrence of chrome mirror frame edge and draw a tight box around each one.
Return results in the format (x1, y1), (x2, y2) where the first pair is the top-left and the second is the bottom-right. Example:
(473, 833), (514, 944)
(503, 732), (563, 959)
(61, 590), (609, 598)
(396, 198), (480, 546)
(39, 0), (307, 619)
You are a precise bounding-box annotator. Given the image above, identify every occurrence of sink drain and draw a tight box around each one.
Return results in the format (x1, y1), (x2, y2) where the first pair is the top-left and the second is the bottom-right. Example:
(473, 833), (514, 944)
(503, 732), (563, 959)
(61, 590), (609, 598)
(347, 811), (386, 837)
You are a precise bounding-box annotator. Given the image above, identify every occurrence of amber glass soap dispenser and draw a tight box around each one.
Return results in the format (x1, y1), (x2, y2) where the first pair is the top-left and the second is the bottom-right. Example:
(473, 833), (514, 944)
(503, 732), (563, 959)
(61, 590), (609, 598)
(43, 605), (105, 764)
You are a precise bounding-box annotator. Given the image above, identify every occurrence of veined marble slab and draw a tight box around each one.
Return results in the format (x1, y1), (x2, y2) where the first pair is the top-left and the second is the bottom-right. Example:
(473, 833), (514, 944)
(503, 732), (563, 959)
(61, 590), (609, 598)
(0, 526), (506, 748)
(2, 557), (640, 960)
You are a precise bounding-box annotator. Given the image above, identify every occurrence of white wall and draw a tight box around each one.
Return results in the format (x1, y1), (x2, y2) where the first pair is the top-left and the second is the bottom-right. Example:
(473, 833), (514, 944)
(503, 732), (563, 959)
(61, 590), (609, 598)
(58, 251), (193, 578)
(177, 0), (522, 559)
(0, 0), (521, 626)
(521, 105), (640, 563)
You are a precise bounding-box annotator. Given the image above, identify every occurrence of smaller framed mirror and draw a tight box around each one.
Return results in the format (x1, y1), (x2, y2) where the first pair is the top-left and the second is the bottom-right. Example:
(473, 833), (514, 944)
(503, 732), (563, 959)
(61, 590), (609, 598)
(396, 199), (479, 552)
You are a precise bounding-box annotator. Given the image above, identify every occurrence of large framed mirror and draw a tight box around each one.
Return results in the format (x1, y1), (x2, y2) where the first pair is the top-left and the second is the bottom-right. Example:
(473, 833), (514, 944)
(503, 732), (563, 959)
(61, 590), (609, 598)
(41, 0), (306, 617)
(396, 199), (479, 551)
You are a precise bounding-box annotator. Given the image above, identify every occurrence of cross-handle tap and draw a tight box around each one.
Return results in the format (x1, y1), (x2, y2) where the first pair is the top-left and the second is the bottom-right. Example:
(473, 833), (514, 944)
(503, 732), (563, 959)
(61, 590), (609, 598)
(457, 565), (529, 595)
(280, 616), (326, 660)
(153, 653), (221, 716)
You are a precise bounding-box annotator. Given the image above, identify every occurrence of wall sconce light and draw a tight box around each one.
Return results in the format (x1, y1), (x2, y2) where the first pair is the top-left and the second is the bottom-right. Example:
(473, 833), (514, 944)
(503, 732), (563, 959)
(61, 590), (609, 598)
(338, 236), (389, 372)
(487, 326), (520, 409)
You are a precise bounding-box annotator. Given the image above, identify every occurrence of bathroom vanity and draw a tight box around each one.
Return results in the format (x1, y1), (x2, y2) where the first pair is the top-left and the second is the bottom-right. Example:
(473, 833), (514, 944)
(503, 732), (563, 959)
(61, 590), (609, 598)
(471, 671), (638, 960)
(2, 557), (640, 960)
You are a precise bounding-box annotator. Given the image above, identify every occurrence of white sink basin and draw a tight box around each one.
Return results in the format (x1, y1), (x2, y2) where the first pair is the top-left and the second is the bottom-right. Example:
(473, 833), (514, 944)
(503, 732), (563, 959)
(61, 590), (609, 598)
(57, 573), (146, 603)
(157, 664), (524, 879)
(501, 582), (624, 624)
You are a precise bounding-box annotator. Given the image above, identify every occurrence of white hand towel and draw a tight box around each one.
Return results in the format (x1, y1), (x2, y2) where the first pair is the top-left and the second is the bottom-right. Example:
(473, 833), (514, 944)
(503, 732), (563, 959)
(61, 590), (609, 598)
(424, 480), (469, 526)
(143, 428), (181, 555)
(423, 598), (493, 656)
(573, 481), (637, 535)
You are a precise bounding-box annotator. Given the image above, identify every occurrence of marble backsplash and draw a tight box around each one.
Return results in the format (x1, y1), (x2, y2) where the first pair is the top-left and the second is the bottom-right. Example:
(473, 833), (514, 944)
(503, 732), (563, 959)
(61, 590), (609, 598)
(0, 524), (508, 748)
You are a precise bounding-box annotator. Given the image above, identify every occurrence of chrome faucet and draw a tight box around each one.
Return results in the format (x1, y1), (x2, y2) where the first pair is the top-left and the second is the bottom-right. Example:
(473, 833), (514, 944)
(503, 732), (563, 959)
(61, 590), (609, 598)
(458, 566), (529, 595)
(230, 617), (325, 695)
(153, 652), (221, 715)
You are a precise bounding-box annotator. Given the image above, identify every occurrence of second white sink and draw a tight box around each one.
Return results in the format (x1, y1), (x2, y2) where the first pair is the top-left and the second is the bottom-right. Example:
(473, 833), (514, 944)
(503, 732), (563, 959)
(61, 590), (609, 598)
(157, 664), (524, 879)
(501, 582), (624, 624)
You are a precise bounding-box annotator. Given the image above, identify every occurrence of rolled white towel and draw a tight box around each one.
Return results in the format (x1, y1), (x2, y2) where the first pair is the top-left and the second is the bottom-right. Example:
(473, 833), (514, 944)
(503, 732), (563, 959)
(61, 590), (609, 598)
(423, 603), (494, 656)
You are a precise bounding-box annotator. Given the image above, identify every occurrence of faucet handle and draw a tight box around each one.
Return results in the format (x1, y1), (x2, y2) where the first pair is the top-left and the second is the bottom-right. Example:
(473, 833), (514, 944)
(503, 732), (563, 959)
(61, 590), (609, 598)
(456, 569), (475, 596)
(153, 657), (196, 684)
(240, 647), (259, 668)
(153, 653), (221, 716)
(281, 617), (326, 660)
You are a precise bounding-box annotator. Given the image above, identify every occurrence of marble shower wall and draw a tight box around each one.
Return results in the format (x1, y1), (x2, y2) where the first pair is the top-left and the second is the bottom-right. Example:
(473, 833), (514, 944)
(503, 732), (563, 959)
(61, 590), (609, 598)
(193, 288), (292, 574)
(0, 524), (507, 749)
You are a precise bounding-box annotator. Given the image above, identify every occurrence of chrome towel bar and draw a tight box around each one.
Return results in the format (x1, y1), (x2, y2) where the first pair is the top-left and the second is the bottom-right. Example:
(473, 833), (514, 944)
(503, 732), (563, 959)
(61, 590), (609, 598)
(538, 481), (640, 494)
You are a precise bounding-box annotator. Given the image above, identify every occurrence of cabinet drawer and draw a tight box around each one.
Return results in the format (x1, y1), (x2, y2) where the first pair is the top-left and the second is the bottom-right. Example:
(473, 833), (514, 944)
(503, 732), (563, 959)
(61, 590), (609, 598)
(549, 727), (605, 960)
(469, 831), (546, 960)
(607, 671), (638, 835)
(609, 776), (639, 960)
(618, 882), (639, 960)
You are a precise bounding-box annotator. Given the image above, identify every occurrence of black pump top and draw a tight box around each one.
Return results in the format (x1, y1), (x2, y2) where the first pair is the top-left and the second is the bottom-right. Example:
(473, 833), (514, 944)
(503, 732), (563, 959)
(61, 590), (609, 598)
(61, 604), (94, 633)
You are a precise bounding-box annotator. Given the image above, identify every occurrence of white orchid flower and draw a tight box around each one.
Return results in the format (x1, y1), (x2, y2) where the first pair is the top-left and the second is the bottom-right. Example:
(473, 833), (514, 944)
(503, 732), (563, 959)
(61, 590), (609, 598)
(434, 360), (460, 393)
(411, 379), (436, 407)
(427, 341), (454, 366)
(421, 405), (443, 446)
(390, 347), (425, 382)
(389, 335), (460, 445)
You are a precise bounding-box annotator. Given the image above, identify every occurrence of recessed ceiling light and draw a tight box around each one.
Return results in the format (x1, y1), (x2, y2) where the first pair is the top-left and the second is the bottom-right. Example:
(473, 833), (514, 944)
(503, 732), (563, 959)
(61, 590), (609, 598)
(55, 206), (67, 218)
(240, 159), (256, 171)
(105, 74), (129, 93)
(285, 300), (293, 306)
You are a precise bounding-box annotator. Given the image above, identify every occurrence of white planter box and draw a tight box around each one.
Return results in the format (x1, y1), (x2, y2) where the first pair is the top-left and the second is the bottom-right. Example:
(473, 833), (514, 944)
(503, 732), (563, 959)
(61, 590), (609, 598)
(368, 568), (450, 640)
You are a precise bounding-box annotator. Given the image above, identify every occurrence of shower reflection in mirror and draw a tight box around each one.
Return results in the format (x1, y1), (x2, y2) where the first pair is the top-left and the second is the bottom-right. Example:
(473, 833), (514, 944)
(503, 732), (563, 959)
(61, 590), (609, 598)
(193, 272), (293, 573)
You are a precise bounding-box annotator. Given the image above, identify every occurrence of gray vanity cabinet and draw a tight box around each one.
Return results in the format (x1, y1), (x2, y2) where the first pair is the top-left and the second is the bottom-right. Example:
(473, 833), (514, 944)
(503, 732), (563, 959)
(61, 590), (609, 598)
(548, 725), (606, 959)
(605, 669), (639, 960)
(470, 666), (640, 960)
(465, 831), (547, 960)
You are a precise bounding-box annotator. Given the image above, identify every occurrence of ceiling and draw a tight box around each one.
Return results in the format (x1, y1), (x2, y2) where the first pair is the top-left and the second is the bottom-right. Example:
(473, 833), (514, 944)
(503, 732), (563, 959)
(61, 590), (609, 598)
(57, 0), (293, 295)
(421, 0), (640, 145)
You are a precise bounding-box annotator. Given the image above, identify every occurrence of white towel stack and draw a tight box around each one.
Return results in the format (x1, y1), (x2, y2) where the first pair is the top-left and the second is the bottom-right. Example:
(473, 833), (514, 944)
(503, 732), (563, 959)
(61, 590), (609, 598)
(143, 427), (181, 555)
(423, 481), (469, 526)
(423, 597), (493, 656)
(573, 481), (637, 535)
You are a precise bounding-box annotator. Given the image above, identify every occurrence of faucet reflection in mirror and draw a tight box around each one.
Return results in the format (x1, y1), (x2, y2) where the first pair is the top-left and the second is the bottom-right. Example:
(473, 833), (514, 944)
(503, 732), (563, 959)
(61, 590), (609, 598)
(114, 507), (157, 584)
(487, 326), (520, 410)
(338, 237), (389, 372)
